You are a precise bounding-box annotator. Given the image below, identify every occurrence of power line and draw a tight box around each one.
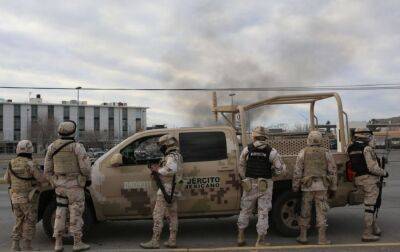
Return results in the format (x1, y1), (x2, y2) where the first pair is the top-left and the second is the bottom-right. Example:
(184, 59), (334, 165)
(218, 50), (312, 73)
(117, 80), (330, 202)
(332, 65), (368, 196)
(1, 83), (400, 91)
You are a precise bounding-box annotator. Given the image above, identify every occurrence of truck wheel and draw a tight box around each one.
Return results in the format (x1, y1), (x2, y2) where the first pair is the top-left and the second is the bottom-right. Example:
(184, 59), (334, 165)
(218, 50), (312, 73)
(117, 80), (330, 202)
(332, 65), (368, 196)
(42, 200), (95, 240)
(272, 191), (301, 237)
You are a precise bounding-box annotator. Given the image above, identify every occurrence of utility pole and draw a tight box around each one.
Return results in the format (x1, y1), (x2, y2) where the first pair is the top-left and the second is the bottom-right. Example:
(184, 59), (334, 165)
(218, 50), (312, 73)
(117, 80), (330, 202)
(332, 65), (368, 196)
(229, 93), (236, 128)
(76, 86), (82, 141)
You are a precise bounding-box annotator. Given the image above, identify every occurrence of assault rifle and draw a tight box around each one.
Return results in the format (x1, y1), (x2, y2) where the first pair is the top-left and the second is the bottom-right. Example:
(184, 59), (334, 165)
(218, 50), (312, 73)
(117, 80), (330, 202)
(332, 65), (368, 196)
(375, 156), (387, 218)
(147, 158), (175, 204)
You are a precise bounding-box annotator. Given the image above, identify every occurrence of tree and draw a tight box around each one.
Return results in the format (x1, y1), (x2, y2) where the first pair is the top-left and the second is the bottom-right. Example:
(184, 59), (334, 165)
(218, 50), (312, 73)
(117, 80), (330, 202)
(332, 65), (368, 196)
(30, 118), (58, 153)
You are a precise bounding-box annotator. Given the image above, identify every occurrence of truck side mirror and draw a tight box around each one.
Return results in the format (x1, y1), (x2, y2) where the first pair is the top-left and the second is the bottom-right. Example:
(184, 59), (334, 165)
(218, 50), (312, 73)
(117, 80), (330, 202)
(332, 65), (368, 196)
(110, 153), (123, 167)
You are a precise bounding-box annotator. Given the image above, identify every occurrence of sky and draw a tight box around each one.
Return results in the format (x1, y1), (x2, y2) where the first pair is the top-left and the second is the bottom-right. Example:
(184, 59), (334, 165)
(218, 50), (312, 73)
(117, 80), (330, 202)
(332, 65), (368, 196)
(0, 0), (399, 128)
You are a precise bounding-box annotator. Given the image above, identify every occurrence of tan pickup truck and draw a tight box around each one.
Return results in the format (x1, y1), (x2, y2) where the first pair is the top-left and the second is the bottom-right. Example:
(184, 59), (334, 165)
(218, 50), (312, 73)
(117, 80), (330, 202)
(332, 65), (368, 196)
(37, 92), (362, 238)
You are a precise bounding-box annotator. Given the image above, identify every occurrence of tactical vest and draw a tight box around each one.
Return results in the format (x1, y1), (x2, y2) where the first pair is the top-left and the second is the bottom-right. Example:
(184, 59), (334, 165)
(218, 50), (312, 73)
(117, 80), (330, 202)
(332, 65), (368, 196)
(245, 143), (272, 179)
(52, 139), (80, 175)
(9, 157), (34, 193)
(160, 150), (183, 184)
(347, 141), (370, 176)
(303, 146), (328, 177)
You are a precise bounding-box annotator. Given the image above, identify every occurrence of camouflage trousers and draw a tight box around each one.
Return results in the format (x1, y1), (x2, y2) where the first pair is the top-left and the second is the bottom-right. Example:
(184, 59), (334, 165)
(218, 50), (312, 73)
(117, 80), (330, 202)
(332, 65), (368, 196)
(355, 175), (379, 228)
(11, 202), (37, 241)
(237, 180), (273, 236)
(152, 194), (178, 241)
(53, 186), (85, 238)
(299, 190), (329, 228)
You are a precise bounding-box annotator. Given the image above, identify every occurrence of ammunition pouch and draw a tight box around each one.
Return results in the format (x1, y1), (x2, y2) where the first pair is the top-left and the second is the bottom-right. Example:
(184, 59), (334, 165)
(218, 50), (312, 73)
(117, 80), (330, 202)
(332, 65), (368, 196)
(241, 178), (252, 192)
(77, 174), (87, 187)
(28, 187), (40, 203)
(258, 178), (268, 192)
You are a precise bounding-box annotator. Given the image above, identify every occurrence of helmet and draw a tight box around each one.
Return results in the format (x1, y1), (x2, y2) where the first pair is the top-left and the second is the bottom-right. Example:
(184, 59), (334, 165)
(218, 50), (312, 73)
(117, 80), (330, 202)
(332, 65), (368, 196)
(307, 130), (323, 146)
(16, 140), (34, 154)
(252, 126), (267, 139)
(58, 120), (76, 136)
(353, 127), (373, 141)
(158, 134), (178, 147)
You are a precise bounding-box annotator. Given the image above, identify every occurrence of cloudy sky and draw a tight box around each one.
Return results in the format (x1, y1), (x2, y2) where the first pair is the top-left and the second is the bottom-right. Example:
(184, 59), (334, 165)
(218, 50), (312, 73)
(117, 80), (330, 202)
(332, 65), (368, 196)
(0, 1), (399, 128)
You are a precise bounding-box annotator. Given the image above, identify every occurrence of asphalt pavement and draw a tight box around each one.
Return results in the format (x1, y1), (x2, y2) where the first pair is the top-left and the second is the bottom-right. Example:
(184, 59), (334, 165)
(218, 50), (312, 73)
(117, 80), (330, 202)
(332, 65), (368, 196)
(0, 151), (399, 251)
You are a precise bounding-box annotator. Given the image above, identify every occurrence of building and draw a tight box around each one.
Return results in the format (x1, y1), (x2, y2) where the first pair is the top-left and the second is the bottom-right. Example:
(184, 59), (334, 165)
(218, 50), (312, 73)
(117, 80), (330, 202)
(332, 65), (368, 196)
(0, 94), (147, 153)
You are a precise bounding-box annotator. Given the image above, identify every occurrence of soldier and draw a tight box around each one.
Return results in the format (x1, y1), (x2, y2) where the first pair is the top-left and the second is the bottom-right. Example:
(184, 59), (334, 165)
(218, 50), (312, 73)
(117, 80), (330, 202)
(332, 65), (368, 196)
(4, 140), (46, 251)
(347, 128), (388, 242)
(293, 130), (337, 245)
(140, 134), (183, 249)
(237, 126), (286, 247)
(44, 121), (92, 252)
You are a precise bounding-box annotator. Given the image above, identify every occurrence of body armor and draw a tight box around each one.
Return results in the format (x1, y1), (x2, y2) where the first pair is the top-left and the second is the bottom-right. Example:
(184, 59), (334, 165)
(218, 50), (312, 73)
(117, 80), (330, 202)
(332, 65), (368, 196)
(303, 146), (328, 177)
(52, 139), (80, 175)
(347, 141), (370, 176)
(245, 144), (272, 179)
(9, 157), (34, 193)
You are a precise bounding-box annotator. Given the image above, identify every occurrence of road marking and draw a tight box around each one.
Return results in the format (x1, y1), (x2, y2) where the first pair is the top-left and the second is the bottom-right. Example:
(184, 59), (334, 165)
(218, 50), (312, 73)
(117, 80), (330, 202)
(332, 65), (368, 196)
(93, 242), (400, 251)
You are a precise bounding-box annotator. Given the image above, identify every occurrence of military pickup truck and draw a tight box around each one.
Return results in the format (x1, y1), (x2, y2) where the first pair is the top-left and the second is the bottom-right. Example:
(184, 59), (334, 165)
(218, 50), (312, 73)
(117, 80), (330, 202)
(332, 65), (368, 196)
(38, 92), (362, 238)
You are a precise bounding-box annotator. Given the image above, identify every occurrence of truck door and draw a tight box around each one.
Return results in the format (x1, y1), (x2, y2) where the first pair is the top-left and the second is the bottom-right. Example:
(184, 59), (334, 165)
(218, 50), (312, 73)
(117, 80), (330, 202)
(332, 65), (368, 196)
(178, 130), (241, 215)
(99, 134), (163, 218)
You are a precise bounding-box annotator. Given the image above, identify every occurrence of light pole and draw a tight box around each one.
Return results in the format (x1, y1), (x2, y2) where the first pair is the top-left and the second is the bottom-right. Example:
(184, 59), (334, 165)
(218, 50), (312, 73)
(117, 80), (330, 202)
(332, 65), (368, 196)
(76, 86), (82, 141)
(229, 93), (236, 127)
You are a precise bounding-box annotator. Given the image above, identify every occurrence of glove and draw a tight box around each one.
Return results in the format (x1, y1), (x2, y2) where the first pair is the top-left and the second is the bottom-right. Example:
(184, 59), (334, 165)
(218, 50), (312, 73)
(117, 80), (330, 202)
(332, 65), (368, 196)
(328, 190), (336, 199)
(85, 180), (92, 187)
(383, 171), (389, 178)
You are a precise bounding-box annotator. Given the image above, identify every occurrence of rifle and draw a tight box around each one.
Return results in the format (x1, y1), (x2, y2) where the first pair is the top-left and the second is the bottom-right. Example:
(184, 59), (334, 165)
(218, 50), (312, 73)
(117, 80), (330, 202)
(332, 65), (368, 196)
(375, 156), (386, 218)
(6, 163), (14, 212)
(147, 159), (175, 204)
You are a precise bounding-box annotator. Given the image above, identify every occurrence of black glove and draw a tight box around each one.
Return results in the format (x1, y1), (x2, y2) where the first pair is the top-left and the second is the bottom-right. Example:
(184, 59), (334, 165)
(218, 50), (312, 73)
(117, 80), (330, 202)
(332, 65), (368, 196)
(383, 171), (389, 178)
(328, 190), (336, 199)
(85, 180), (92, 187)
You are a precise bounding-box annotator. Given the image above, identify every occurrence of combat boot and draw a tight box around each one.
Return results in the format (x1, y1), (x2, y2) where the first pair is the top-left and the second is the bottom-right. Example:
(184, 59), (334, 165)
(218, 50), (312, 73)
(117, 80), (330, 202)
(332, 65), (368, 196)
(140, 239), (160, 249)
(296, 226), (308, 244)
(362, 226), (380, 242)
(373, 221), (382, 236)
(72, 234), (90, 251)
(318, 227), (331, 245)
(11, 240), (21, 251)
(54, 236), (63, 252)
(164, 231), (177, 248)
(237, 229), (246, 247)
(22, 239), (34, 251)
(255, 235), (270, 247)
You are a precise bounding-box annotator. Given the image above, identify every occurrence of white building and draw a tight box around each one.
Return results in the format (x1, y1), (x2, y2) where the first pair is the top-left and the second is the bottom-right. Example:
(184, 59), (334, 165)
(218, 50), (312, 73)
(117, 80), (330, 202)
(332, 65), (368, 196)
(0, 95), (147, 153)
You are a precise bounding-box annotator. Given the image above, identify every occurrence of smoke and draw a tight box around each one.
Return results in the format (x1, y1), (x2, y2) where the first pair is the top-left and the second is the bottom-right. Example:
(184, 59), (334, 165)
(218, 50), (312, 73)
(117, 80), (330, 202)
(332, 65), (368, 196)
(161, 1), (356, 127)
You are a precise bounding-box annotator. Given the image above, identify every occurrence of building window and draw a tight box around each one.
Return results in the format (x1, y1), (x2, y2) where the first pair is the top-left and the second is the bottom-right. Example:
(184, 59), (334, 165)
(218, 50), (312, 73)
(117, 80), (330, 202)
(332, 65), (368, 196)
(31, 105), (38, 123)
(78, 106), (85, 132)
(14, 105), (21, 141)
(94, 107), (100, 132)
(0, 104), (3, 133)
(63, 106), (70, 121)
(108, 107), (114, 138)
(48, 105), (54, 120)
(135, 118), (142, 132)
(122, 108), (128, 137)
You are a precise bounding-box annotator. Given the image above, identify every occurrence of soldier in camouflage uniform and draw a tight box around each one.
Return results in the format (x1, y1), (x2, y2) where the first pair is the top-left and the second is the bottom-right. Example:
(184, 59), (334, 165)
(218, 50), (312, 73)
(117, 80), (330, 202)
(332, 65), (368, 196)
(4, 140), (46, 251)
(237, 126), (286, 247)
(140, 134), (183, 249)
(347, 128), (388, 242)
(44, 121), (92, 252)
(293, 130), (337, 245)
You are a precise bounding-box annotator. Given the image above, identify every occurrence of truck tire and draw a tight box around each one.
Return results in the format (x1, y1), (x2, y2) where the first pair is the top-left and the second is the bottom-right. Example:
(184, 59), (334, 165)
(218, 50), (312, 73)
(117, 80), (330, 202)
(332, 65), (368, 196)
(272, 191), (301, 237)
(42, 200), (95, 240)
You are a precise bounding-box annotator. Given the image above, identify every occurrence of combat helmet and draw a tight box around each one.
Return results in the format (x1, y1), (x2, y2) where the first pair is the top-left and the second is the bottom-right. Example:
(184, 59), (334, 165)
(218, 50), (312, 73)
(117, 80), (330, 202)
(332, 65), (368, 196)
(307, 130), (323, 146)
(16, 140), (34, 154)
(252, 126), (267, 140)
(158, 134), (178, 147)
(353, 127), (373, 142)
(58, 120), (77, 137)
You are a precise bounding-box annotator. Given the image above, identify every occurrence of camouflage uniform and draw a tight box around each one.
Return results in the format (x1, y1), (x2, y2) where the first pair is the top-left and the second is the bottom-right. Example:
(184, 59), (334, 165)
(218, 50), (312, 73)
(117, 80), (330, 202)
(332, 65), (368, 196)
(237, 139), (286, 246)
(4, 140), (46, 251)
(141, 135), (183, 249)
(293, 131), (337, 245)
(347, 129), (387, 242)
(44, 121), (91, 252)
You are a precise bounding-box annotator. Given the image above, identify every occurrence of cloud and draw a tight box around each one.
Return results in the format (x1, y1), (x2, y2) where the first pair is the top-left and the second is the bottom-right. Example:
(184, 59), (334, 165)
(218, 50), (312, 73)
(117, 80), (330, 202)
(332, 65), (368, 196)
(0, 1), (399, 128)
